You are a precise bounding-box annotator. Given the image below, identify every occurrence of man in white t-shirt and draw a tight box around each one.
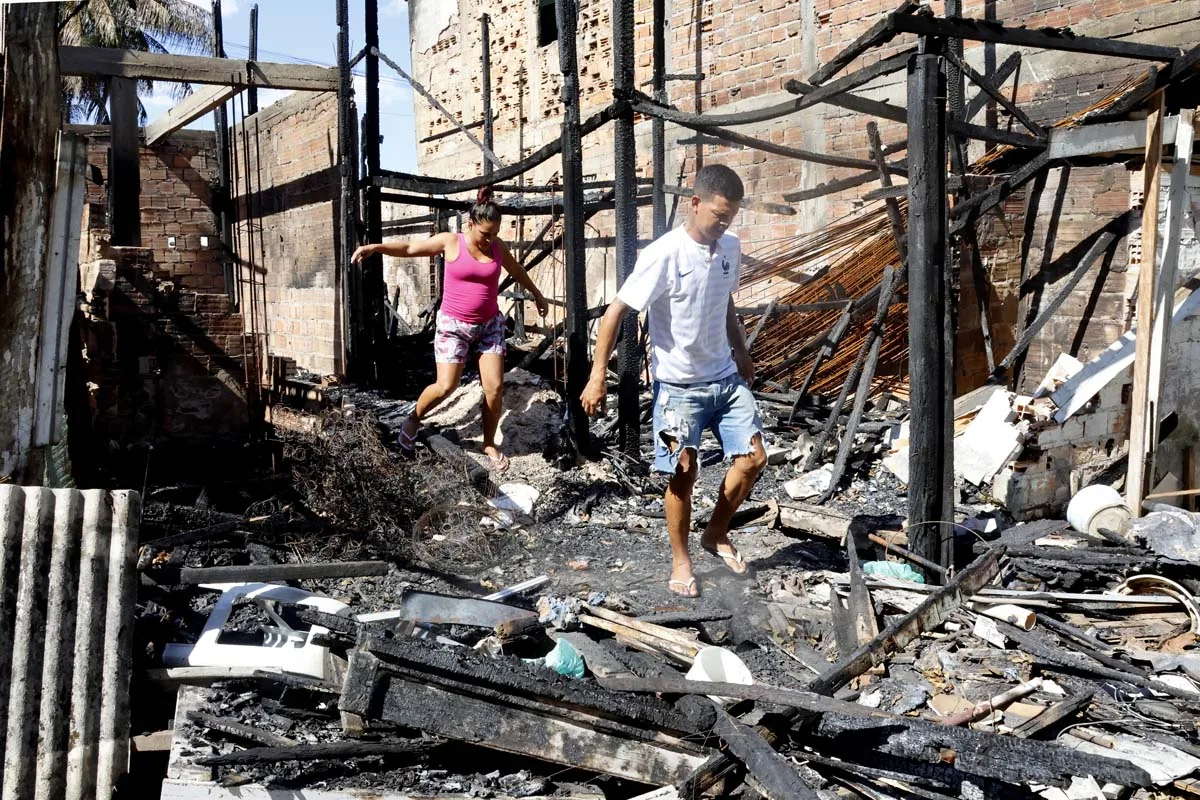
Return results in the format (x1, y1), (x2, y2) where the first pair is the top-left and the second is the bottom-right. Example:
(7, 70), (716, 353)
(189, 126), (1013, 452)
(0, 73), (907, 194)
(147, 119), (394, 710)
(581, 165), (767, 598)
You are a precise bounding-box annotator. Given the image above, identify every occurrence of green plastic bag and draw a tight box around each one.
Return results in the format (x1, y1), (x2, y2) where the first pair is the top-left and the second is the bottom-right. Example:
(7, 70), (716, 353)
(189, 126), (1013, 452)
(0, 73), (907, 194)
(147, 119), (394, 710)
(863, 560), (926, 584)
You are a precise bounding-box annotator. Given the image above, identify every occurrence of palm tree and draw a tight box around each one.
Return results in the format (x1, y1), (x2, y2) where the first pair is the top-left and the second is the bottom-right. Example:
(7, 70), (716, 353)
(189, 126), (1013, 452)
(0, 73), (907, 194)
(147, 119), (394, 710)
(58, 0), (213, 124)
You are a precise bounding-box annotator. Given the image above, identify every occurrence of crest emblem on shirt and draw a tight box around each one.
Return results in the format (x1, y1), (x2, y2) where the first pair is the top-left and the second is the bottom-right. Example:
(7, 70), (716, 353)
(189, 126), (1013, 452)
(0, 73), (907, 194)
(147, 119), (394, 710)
(721, 258), (730, 275)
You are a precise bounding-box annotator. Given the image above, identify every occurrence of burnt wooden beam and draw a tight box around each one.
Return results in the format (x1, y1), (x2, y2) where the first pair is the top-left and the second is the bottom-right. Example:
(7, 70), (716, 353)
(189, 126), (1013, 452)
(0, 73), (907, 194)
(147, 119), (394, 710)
(108, 76), (141, 246)
(790, 304), (853, 418)
(1010, 692), (1093, 739)
(197, 738), (435, 766)
(810, 548), (1003, 695)
(373, 105), (615, 195)
(965, 51), (1021, 123)
(187, 711), (297, 748)
(57, 46), (340, 90)
(156, 560), (389, 585)
(613, 0), (641, 458)
(889, 14), (1182, 61)
(806, 0), (916, 85)
(713, 706), (820, 799)
(905, 48), (953, 572)
(813, 713), (1150, 788)
(783, 170), (880, 203)
(1090, 43), (1200, 122)
(867, 122), (908, 264)
(944, 49), (1045, 140)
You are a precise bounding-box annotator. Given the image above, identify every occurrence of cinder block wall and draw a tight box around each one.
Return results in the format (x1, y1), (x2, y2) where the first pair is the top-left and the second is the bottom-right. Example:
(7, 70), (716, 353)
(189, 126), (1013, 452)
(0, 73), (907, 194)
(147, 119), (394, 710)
(232, 91), (343, 377)
(74, 126), (226, 291)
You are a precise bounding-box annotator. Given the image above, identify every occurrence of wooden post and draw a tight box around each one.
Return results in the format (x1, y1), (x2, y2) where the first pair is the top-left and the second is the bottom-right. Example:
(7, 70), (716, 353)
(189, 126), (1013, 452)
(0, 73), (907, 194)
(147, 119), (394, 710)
(905, 45), (954, 575)
(0, 2), (60, 481)
(211, 0), (231, 293)
(557, 0), (592, 455)
(1127, 92), (1165, 515)
(480, 14), (494, 176)
(108, 77), (141, 246)
(247, 4), (259, 114)
(651, 0), (667, 238)
(362, 0), (387, 381)
(336, 0), (365, 381)
(613, 0), (641, 457)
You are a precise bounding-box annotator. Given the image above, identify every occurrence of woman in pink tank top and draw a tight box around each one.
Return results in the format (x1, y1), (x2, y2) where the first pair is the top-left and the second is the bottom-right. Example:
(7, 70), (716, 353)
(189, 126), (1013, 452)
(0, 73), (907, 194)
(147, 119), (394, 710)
(352, 187), (548, 471)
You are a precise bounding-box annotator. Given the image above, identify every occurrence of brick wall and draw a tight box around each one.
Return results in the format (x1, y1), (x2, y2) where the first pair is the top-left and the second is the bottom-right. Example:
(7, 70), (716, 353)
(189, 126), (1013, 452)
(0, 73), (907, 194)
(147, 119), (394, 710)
(77, 246), (249, 478)
(231, 91), (343, 376)
(403, 0), (1197, 388)
(73, 126), (226, 293)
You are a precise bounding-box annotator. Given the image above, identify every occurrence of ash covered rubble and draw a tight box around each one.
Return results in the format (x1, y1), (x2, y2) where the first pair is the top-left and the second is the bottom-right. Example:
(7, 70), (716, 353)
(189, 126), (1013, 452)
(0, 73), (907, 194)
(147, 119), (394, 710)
(133, 370), (1200, 800)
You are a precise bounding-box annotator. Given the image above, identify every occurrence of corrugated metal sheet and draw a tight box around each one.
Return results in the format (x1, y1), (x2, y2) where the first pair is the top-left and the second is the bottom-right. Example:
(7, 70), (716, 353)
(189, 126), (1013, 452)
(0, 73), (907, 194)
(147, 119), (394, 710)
(0, 486), (140, 800)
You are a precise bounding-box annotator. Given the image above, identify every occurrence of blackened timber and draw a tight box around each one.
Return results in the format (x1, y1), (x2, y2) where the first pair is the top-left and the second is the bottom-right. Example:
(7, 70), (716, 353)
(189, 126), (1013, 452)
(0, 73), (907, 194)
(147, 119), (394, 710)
(791, 304), (853, 417)
(867, 122), (907, 264)
(889, 13), (1182, 61)
(187, 711), (296, 747)
(645, 110), (909, 174)
(247, 4), (259, 113)
(169, 560), (388, 584)
(949, 152), (1051, 233)
(806, 1), (913, 85)
(361, 665), (708, 784)
(480, 14), (493, 176)
(637, 48), (916, 129)
(372, 47), (500, 170)
(108, 76), (141, 246)
(373, 105), (615, 195)
(810, 549), (1003, 695)
(906, 51), (953, 574)
(801, 752), (1030, 800)
(784, 170), (880, 202)
(995, 214), (1128, 375)
(944, 48), (1045, 139)
(197, 739), (434, 767)
(818, 266), (902, 503)
(651, 0), (667, 237)
(812, 714), (1150, 788)
(965, 51), (1021, 123)
(712, 706), (820, 800)
(57, 46), (339, 90)
(613, 0), (640, 457)
(337, 0), (366, 381)
(364, 0), (385, 370)
(783, 79), (1043, 148)
(378, 190), (646, 216)
(1010, 693), (1092, 739)
(558, 0), (591, 453)
(1091, 44), (1200, 122)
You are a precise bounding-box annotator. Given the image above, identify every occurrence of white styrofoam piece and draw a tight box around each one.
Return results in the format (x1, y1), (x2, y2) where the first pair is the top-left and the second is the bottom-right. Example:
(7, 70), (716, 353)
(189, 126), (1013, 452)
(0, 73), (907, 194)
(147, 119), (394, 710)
(162, 583), (348, 680)
(955, 390), (1023, 486)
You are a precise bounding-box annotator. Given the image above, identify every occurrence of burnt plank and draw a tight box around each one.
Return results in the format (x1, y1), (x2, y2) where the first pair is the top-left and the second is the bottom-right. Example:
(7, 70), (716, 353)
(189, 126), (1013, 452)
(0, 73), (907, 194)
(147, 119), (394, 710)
(814, 713), (1150, 787)
(196, 739), (435, 766)
(1011, 692), (1093, 739)
(713, 706), (819, 799)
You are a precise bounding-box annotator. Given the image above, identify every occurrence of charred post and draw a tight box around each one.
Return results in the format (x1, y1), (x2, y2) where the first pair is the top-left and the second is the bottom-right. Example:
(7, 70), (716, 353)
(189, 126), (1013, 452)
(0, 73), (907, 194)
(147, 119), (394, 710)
(107, 77), (140, 247)
(613, 0), (641, 456)
(557, 0), (592, 454)
(363, 0), (387, 381)
(651, 0), (667, 237)
(481, 14), (494, 177)
(336, 0), (365, 380)
(211, 0), (231, 290)
(247, 4), (259, 115)
(905, 43), (954, 576)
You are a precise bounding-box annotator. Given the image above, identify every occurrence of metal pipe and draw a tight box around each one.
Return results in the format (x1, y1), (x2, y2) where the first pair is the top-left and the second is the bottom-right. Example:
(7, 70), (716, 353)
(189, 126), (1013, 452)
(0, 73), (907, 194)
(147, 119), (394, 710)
(96, 491), (139, 798)
(64, 491), (111, 800)
(32, 491), (83, 800)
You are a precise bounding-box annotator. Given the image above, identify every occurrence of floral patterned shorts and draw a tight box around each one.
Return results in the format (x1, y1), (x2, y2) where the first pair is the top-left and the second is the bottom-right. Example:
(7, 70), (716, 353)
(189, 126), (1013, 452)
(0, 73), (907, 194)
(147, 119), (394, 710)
(434, 310), (507, 364)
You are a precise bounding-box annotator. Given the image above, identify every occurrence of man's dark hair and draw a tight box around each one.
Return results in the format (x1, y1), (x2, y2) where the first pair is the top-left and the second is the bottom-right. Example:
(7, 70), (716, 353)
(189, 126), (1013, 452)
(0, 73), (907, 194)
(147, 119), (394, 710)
(693, 164), (744, 203)
(469, 185), (502, 225)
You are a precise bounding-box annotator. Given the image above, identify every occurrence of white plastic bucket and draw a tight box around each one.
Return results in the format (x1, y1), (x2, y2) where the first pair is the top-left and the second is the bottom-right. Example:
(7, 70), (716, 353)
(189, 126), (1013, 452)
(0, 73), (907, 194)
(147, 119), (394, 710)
(686, 646), (753, 705)
(1066, 484), (1130, 538)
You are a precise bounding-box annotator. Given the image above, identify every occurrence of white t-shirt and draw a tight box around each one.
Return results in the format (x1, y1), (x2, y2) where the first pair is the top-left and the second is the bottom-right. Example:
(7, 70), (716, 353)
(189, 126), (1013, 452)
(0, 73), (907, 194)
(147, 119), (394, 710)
(616, 226), (740, 384)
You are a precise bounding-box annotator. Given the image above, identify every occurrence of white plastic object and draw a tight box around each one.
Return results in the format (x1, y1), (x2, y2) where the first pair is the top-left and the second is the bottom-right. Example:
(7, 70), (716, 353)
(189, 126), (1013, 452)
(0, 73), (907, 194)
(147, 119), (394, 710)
(972, 602), (1036, 631)
(685, 646), (753, 705)
(1066, 484), (1130, 538)
(162, 582), (348, 680)
(490, 483), (540, 516)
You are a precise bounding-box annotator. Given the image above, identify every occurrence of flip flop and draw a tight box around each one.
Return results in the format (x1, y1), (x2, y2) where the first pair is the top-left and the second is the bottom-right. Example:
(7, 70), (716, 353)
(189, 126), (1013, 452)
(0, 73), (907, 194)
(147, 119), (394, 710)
(486, 451), (510, 473)
(668, 576), (700, 597)
(702, 544), (749, 576)
(397, 420), (418, 456)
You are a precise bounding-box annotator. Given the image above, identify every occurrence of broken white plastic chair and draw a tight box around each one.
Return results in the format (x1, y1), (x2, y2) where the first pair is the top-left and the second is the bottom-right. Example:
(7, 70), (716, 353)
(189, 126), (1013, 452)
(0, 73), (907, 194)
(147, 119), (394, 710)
(162, 582), (349, 680)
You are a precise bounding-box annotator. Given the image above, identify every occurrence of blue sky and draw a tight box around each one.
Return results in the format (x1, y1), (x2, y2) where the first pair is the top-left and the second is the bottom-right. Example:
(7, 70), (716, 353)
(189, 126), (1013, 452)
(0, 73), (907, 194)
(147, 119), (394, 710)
(143, 0), (418, 172)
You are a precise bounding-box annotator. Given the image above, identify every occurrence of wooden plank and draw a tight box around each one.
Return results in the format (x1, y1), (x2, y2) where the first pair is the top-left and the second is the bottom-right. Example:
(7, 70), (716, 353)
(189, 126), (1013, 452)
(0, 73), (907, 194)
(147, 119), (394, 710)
(712, 706), (819, 799)
(366, 672), (708, 785)
(584, 605), (701, 651)
(169, 560), (388, 584)
(132, 730), (176, 753)
(1048, 114), (1180, 160)
(965, 51), (1021, 122)
(58, 46), (338, 90)
(889, 13), (1182, 61)
(195, 740), (433, 767)
(580, 614), (700, 660)
(186, 711), (297, 748)
(1011, 692), (1093, 739)
(1128, 92), (1166, 515)
(109, 76), (141, 246)
(146, 84), (241, 146)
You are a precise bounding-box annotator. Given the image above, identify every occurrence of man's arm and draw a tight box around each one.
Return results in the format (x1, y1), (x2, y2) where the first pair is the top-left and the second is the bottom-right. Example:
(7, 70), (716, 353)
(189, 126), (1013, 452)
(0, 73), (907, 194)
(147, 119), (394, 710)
(581, 299), (632, 416)
(497, 240), (549, 317)
(727, 298), (754, 383)
(351, 232), (450, 262)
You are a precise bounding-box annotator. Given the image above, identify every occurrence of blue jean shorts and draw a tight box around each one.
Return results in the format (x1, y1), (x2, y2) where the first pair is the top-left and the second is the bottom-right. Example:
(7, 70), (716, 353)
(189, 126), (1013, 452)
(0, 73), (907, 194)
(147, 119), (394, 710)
(652, 374), (765, 474)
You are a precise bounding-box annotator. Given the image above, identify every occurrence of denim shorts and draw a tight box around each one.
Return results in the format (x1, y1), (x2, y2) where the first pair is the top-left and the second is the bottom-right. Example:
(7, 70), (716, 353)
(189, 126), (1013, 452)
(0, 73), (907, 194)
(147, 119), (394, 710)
(652, 373), (765, 474)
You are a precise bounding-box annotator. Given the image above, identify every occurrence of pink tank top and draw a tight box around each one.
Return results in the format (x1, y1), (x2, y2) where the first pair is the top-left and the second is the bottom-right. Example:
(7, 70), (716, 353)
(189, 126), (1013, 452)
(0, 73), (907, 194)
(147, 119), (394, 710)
(441, 233), (502, 323)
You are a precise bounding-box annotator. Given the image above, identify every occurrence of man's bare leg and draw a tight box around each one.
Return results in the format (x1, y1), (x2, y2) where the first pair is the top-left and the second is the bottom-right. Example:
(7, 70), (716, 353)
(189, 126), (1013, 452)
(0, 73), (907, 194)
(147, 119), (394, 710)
(665, 447), (700, 596)
(701, 434), (767, 572)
